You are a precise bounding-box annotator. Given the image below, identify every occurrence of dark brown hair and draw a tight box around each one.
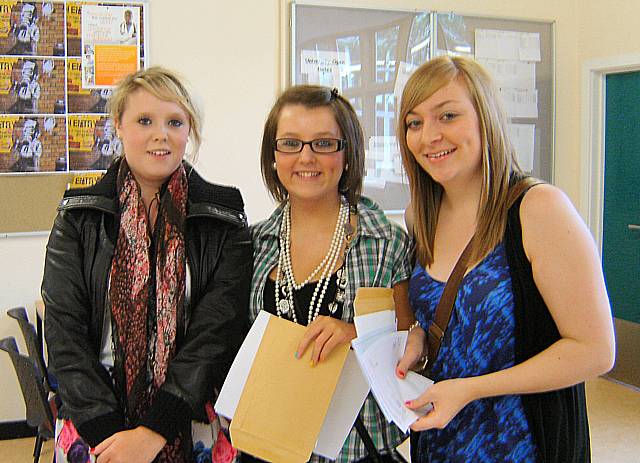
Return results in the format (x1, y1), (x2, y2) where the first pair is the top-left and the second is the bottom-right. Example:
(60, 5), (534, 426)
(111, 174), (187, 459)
(260, 85), (364, 207)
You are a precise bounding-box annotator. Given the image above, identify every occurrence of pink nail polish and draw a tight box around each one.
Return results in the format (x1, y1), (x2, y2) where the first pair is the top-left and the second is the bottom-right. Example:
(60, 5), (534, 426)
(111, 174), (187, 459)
(404, 400), (411, 406)
(398, 371), (405, 378)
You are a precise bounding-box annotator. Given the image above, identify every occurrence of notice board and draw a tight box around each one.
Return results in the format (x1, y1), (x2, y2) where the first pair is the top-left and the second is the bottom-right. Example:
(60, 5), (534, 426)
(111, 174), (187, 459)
(291, 3), (554, 212)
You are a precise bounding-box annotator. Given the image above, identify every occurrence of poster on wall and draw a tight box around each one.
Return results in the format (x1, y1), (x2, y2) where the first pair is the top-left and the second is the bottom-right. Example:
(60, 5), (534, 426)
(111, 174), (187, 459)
(0, 1), (65, 56)
(0, 0), (147, 176)
(0, 57), (66, 114)
(0, 115), (66, 173)
(81, 4), (140, 88)
(68, 114), (120, 171)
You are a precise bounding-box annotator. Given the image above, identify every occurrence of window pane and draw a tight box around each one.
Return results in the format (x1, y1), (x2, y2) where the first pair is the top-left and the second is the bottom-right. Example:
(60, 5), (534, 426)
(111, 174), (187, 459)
(375, 93), (396, 137)
(407, 13), (430, 66)
(375, 25), (399, 83)
(349, 96), (363, 118)
(336, 35), (361, 89)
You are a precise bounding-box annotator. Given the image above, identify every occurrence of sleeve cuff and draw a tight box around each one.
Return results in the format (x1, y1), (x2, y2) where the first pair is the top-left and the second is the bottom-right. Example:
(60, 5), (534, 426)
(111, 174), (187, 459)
(76, 411), (125, 447)
(139, 390), (193, 442)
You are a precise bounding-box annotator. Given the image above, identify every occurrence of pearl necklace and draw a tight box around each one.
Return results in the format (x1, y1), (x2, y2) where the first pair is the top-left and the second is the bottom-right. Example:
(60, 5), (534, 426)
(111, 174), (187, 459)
(275, 198), (350, 325)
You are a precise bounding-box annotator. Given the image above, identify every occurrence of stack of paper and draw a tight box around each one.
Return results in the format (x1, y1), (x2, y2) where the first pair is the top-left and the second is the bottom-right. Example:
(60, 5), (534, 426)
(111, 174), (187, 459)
(351, 291), (434, 433)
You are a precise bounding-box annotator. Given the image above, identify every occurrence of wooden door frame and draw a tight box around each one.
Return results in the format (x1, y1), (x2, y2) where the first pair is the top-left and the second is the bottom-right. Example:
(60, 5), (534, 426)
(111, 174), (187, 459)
(581, 53), (640, 249)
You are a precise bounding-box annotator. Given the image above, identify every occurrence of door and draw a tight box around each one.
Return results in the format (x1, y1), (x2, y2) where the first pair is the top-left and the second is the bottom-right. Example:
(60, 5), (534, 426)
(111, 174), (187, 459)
(603, 70), (640, 386)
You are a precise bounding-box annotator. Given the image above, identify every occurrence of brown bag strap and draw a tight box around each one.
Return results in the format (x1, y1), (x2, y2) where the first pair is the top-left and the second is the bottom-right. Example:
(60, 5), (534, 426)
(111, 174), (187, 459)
(425, 237), (474, 373)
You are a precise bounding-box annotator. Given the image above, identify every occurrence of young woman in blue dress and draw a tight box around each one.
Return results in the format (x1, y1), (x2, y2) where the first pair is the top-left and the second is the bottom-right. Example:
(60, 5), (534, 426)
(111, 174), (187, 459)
(395, 55), (615, 462)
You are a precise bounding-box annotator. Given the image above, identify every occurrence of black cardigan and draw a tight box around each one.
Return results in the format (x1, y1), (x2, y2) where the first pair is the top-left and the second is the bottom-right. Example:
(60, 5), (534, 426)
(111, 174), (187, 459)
(505, 192), (590, 463)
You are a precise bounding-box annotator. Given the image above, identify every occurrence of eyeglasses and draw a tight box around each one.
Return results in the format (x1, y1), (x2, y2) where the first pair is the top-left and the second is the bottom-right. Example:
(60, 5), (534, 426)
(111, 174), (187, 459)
(275, 138), (346, 154)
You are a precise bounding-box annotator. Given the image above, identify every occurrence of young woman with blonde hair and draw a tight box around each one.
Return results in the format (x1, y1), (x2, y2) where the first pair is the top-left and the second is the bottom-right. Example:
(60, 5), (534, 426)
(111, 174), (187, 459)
(396, 56), (614, 462)
(43, 67), (251, 463)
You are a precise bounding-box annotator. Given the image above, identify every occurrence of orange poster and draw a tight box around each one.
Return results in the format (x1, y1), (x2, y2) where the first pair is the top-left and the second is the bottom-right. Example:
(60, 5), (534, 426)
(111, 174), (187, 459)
(94, 44), (137, 86)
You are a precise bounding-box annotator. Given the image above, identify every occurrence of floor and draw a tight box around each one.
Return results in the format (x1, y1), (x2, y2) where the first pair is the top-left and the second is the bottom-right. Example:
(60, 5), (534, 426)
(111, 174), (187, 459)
(1, 378), (638, 462)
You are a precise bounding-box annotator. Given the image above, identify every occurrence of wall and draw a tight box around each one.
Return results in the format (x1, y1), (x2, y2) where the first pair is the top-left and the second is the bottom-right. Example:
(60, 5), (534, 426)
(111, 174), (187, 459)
(0, 0), (634, 422)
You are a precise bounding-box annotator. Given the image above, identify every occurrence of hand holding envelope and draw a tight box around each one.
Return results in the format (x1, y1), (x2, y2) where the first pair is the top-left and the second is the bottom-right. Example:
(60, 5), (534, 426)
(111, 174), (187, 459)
(215, 311), (369, 462)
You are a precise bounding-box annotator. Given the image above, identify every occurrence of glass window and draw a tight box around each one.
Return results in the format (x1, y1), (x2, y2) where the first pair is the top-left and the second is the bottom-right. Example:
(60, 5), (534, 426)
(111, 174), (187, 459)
(375, 25), (399, 83)
(407, 13), (430, 66)
(349, 96), (363, 118)
(336, 35), (361, 89)
(375, 93), (395, 137)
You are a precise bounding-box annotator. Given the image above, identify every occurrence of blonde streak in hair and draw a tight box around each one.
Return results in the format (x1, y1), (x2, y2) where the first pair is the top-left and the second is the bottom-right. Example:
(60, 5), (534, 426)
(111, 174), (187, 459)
(476, 71), (514, 264)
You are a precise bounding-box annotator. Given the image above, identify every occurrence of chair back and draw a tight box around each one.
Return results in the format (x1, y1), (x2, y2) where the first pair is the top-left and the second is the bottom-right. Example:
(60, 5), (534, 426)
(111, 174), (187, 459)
(7, 306), (53, 393)
(0, 337), (54, 439)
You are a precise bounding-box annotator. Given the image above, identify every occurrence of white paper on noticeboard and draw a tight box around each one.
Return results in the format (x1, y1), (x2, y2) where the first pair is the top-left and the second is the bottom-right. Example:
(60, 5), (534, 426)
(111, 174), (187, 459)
(519, 32), (541, 62)
(508, 123), (535, 173)
(499, 87), (538, 118)
(475, 29), (519, 61)
(477, 58), (536, 90)
(301, 50), (345, 90)
(475, 29), (541, 63)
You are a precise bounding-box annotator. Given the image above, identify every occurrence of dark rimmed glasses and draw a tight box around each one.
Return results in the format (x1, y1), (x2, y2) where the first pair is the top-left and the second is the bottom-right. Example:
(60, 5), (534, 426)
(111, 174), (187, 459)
(275, 138), (346, 154)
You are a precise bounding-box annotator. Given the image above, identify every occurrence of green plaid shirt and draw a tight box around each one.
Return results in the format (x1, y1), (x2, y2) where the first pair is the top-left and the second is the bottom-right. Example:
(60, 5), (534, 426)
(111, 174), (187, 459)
(250, 197), (412, 462)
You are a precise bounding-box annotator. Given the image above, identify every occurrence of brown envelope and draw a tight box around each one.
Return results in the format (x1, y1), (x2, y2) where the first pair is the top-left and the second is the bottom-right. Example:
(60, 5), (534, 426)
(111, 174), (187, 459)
(353, 287), (395, 316)
(230, 314), (350, 463)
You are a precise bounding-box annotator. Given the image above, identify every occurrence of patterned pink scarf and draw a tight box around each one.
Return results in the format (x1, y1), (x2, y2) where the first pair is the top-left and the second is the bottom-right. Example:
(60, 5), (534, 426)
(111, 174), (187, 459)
(110, 160), (187, 461)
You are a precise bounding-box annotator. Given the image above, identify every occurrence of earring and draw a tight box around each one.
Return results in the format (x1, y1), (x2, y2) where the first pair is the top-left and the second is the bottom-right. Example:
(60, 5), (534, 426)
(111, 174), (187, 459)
(344, 163), (349, 172)
(272, 161), (277, 171)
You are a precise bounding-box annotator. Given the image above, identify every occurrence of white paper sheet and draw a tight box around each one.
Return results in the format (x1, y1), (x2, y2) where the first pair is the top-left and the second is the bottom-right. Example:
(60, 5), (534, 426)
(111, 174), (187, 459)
(475, 29), (519, 61)
(215, 310), (270, 420)
(508, 123), (536, 173)
(301, 50), (345, 89)
(352, 331), (433, 432)
(477, 58), (536, 90)
(519, 32), (541, 62)
(314, 351), (370, 459)
(353, 310), (396, 337)
(499, 87), (538, 118)
(475, 29), (541, 63)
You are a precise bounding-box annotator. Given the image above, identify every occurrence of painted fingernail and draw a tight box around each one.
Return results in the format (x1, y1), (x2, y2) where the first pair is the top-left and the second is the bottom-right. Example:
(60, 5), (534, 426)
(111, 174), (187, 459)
(310, 360), (315, 367)
(404, 400), (412, 406)
(398, 371), (405, 378)
(294, 351), (299, 359)
(89, 448), (95, 455)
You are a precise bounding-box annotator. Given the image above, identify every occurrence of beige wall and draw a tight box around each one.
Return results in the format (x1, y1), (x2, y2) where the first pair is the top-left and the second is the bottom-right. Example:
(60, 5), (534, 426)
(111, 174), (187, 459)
(0, 0), (636, 422)
(578, 0), (640, 62)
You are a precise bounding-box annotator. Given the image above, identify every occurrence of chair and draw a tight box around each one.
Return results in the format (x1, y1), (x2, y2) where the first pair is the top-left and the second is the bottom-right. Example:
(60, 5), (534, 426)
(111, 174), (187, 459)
(7, 307), (56, 394)
(0, 337), (54, 463)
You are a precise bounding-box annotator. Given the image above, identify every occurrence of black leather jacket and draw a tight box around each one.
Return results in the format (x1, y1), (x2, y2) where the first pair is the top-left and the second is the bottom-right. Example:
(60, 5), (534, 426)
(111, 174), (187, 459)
(42, 160), (252, 447)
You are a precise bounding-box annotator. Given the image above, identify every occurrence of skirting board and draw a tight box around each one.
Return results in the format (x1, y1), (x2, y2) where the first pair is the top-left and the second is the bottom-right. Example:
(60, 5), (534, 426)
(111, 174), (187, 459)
(0, 420), (37, 440)
(605, 318), (640, 388)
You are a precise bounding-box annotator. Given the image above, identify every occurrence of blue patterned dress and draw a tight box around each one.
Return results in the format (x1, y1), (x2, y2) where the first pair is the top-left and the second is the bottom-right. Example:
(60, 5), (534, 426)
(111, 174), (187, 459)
(409, 242), (537, 462)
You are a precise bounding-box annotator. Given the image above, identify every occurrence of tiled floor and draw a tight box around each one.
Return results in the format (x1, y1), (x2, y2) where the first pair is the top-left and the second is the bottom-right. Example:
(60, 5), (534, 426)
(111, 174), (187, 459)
(1, 378), (638, 462)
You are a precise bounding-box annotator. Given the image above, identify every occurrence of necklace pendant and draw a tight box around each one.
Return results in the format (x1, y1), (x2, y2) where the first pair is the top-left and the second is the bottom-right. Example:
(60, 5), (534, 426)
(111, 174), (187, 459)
(328, 301), (339, 314)
(278, 298), (291, 314)
(335, 290), (345, 303)
(280, 283), (289, 297)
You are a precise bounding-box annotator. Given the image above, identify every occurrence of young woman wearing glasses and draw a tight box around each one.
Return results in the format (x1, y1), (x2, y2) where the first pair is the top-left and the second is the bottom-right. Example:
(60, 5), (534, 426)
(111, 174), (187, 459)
(245, 85), (413, 462)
